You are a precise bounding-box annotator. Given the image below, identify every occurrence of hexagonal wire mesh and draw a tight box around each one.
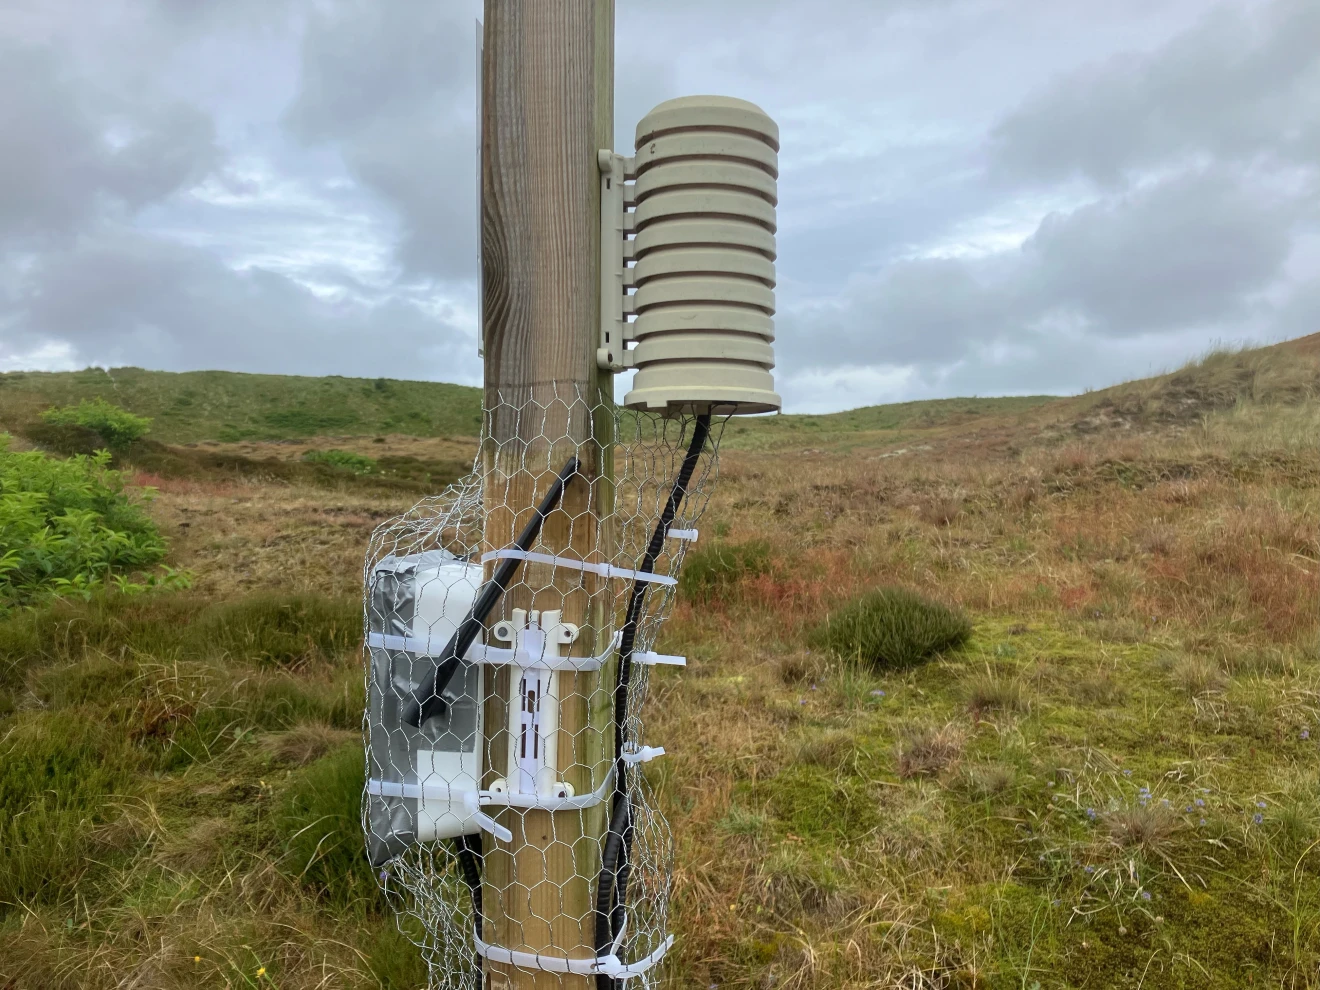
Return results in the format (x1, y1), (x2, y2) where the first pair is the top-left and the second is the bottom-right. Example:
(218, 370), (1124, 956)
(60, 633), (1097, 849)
(363, 385), (727, 987)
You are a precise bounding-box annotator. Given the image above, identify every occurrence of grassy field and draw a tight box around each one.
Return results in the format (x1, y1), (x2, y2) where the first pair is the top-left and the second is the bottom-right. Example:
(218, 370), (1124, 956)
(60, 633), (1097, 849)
(2, 338), (1319, 988)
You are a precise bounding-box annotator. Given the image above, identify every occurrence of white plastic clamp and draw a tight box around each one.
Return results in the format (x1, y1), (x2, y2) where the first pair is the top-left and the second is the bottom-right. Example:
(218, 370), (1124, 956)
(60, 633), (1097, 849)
(620, 744), (665, 766)
(364, 780), (515, 843)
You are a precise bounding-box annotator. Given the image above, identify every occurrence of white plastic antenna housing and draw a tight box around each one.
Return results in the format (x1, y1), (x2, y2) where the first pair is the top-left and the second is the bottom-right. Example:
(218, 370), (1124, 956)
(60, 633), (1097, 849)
(621, 96), (781, 416)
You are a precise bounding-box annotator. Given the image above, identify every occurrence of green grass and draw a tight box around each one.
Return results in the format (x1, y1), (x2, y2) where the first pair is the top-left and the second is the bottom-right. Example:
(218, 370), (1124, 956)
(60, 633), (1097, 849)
(0, 366), (483, 443)
(0, 591), (362, 718)
(277, 742), (378, 908)
(0, 589), (410, 986)
(0, 366), (1054, 448)
(705, 617), (1320, 985)
(2, 336), (1319, 987)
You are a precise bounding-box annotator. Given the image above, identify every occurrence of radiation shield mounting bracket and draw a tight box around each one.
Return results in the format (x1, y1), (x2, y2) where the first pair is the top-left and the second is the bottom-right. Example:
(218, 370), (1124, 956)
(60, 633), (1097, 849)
(597, 149), (637, 373)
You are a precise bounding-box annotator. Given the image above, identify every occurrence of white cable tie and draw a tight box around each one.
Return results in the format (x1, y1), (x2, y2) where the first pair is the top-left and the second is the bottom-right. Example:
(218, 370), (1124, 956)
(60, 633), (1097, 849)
(473, 930), (674, 979)
(632, 650), (685, 667)
(366, 631), (622, 672)
(620, 745), (665, 766)
(666, 527), (698, 541)
(479, 549), (677, 586)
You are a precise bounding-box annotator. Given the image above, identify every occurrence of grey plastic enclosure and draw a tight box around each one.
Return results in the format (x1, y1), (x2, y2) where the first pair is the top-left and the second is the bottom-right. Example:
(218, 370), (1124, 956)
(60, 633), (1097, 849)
(365, 551), (484, 867)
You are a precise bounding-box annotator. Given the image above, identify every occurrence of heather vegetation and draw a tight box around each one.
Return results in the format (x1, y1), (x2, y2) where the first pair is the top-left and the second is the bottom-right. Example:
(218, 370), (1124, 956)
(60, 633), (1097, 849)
(810, 587), (972, 669)
(0, 337), (1318, 988)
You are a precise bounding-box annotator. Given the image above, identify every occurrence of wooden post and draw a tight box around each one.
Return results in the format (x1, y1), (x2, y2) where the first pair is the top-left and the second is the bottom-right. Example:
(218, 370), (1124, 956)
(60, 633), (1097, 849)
(478, 3), (614, 988)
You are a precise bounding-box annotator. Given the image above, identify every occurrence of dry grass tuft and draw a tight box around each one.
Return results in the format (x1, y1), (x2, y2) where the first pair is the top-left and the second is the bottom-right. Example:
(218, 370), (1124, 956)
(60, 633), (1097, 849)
(796, 731), (859, 770)
(956, 763), (1016, 799)
(1072, 670), (1128, 706)
(156, 817), (234, 872)
(917, 494), (965, 527)
(895, 724), (965, 779)
(778, 652), (822, 686)
(263, 722), (358, 766)
(1104, 802), (1181, 852)
(1169, 655), (1227, 697)
(963, 668), (1027, 716)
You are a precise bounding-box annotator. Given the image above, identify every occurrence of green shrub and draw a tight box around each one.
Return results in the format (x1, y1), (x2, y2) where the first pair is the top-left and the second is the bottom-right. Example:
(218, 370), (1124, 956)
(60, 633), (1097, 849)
(0, 436), (169, 607)
(277, 743), (377, 908)
(679, 538), (772, 601)
(40, 398), (151, 449)
(810, 587), (971, 669)
(302, 448), (377, 475)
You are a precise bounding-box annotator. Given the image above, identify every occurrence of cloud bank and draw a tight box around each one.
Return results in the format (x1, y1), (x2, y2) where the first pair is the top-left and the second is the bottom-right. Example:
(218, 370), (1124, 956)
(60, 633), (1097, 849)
(0, 0), (1314, 412)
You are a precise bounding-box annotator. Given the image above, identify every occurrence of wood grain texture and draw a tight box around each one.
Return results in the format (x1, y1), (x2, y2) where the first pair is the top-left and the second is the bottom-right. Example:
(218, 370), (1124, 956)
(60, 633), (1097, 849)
(479, 2), (614, 987)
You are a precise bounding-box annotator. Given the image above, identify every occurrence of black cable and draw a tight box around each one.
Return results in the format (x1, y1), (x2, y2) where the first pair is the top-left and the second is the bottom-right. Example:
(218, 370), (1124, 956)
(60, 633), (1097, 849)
(454, 833), (483, 931)
(593, 414), (710, 986)
(403, 457), (580, 727)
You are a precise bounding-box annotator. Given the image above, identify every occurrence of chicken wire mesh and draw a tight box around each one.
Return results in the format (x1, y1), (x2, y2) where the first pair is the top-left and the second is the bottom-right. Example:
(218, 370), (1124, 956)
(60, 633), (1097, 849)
(363, 385), (726, 988)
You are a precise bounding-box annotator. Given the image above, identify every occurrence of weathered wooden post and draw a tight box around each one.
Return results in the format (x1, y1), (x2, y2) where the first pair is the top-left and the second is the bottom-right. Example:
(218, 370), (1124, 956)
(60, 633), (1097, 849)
(478, 3), (614, 987)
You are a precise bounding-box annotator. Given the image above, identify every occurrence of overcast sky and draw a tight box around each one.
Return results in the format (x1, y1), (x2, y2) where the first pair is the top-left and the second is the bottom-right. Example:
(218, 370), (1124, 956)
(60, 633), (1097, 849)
(1, 0), (1316, 413)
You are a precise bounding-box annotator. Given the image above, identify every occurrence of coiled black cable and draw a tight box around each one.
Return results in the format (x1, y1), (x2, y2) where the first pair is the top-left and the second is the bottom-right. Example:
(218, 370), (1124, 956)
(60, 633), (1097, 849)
(593, 414), (710, 987)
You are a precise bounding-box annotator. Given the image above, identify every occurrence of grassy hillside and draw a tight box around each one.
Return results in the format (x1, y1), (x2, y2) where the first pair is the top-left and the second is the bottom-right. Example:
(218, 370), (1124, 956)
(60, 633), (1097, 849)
(0, 366), (483, 444)
(5, 336), (1314, 457)
(0, 365), (1056, 452)
(2, 337), (1319, 988)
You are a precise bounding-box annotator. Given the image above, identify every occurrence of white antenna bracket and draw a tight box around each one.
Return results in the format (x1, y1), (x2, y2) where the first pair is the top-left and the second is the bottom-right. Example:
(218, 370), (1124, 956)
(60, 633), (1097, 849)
(597, 150), (636, 372)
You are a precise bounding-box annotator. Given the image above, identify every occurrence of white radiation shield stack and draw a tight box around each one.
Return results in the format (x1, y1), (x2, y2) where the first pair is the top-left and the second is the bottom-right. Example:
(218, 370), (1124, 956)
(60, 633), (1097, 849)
(601, 96), (781, 416)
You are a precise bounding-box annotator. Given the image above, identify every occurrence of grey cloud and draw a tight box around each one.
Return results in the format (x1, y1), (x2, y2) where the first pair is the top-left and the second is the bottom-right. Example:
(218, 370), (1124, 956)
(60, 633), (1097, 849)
(992, 0), (1320, 186)
(803, 257), (1012, 367)
(8, 229), (476, 380)
(781, 168), (1306, 373)
(0, 42), (220, 244)
(285, 1), (477, 280)
(1273, 275), (1320, 341)
(1022, 169), (1295, 335)
(1, 0), (1314, 410)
